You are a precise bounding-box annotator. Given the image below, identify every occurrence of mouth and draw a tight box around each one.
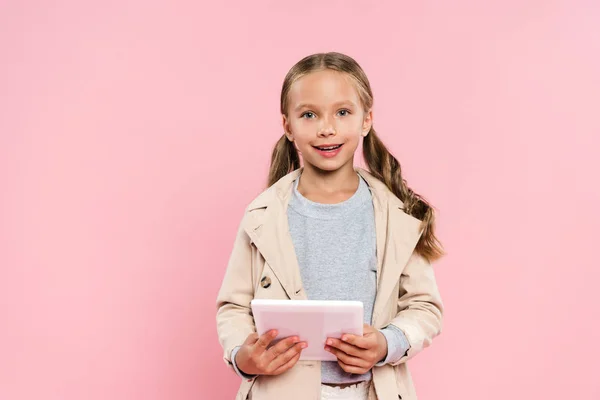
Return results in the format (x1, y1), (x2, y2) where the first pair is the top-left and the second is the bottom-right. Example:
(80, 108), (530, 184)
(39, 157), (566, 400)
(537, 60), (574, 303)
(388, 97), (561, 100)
(312, 144), (343, 152)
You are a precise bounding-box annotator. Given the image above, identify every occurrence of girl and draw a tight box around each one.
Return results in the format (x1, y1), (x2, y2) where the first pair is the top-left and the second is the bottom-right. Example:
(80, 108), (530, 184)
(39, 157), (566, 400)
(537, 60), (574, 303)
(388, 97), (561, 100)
(216, 52), (444, 400)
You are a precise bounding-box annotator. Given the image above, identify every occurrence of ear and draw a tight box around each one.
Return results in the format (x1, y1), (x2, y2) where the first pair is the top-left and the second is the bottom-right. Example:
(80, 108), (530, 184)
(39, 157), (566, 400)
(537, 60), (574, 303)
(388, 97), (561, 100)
(362, 109), (373, 137)
(282, 114), (294, 141)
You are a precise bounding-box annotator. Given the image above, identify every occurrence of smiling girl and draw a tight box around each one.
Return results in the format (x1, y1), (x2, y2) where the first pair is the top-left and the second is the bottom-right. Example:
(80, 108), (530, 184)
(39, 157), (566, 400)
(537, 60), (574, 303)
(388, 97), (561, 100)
(216, 52), (444, 400)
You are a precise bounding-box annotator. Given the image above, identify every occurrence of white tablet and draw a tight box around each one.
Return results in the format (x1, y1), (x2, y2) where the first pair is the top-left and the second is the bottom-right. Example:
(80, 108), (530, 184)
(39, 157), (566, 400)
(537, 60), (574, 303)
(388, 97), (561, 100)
(250, 299), (364, 361)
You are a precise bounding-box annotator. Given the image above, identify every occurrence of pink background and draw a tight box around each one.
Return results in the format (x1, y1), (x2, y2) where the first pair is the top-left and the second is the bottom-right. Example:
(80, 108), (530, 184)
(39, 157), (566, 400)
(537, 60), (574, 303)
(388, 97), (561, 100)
(1, 1), (599, 399)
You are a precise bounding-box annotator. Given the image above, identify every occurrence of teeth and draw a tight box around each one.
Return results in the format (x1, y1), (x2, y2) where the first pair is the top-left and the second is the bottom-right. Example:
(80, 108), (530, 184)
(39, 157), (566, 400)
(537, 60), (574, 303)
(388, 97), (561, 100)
(318, 145), (341, 150)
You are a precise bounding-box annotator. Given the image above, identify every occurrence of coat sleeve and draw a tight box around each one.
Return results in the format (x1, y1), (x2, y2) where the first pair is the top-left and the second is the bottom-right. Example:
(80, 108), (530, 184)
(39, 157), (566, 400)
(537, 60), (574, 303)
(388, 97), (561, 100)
(215, 217), (257, 370)
(386, 252), (444, 366)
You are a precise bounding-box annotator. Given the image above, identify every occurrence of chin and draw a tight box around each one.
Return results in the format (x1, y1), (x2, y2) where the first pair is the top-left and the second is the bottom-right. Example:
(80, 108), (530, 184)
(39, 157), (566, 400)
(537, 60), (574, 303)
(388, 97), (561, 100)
(307, 159), (353, 173)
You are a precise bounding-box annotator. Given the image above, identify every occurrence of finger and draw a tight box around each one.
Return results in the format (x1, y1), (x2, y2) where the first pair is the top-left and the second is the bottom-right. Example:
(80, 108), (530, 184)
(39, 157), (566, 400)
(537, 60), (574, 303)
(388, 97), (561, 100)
(266, 336), (300, 360)
(337, 358), (369, 375)
(325, 338), (362, 357)
(254, 330), (278, 353)
(341, 333), (371, 350)
(325, 345), (370, 369)
(270, 342), (306, 370)
(272, 350), (302, 375)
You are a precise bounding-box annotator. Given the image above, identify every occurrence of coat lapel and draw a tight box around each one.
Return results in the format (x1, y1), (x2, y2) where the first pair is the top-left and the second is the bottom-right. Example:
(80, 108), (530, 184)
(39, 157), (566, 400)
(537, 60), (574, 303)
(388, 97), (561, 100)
(242, 169), (306, 300)
(358, 169), (424, 328)
(373, 207), (423, 325)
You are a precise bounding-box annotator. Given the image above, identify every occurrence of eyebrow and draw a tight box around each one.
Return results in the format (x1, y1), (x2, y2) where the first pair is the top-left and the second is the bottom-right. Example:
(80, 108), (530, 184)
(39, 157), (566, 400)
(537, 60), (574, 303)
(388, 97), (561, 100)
(293, 100), (358, 112)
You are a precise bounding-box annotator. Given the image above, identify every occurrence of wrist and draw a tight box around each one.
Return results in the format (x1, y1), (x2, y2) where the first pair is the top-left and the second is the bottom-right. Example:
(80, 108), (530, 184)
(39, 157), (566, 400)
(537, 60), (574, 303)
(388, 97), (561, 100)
(235, 349), (248, 373)
(232, 346), (255, 379)
(376, 330), (388, 362)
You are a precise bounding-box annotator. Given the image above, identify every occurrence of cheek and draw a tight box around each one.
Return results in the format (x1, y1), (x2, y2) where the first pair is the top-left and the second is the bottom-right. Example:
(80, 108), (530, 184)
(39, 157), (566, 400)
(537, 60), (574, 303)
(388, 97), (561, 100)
(289, 121), (313, 142)
(340, 115), (364, 132)
(339, 121), (365, 140)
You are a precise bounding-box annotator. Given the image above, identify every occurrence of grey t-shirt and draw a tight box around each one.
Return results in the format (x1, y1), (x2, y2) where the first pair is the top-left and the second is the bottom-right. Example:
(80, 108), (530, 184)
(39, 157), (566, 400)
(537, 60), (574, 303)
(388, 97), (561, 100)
(287, 174), (407, 384)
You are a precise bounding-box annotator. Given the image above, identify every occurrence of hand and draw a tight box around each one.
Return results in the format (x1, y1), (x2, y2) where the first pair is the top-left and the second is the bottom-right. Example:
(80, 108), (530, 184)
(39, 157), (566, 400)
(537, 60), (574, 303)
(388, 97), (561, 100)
(324, 323), (388, 374)
(235, 330), (307, 376)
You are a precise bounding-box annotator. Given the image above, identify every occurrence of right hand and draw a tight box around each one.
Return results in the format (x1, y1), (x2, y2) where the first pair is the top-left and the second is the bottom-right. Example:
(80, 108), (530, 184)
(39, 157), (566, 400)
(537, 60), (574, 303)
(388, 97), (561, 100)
(235, 330), (307, 376)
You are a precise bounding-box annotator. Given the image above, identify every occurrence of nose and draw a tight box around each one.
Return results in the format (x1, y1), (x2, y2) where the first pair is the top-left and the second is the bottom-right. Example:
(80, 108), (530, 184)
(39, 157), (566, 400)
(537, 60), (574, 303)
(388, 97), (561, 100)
(317, 117), (336, 138)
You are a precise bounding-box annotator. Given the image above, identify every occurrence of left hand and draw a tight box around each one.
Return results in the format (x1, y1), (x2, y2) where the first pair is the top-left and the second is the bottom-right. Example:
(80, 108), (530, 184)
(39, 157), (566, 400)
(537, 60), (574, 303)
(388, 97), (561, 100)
(324, 323), (388, 374)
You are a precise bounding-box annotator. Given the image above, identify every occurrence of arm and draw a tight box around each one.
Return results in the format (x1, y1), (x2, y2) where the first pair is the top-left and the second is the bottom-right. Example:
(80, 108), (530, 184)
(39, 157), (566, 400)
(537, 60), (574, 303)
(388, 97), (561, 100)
(385, 252), (444, 366)
(216, 219), (256, 371)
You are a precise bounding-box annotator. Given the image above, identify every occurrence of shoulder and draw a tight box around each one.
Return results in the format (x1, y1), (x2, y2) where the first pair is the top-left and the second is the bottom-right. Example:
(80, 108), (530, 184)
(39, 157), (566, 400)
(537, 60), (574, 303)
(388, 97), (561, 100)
(358, 168), (424, 238)
(245, 168), (302, 212)
(237, 169), (301, 237)
(356, 168), (406, 211)
(245, 185), (277, 212)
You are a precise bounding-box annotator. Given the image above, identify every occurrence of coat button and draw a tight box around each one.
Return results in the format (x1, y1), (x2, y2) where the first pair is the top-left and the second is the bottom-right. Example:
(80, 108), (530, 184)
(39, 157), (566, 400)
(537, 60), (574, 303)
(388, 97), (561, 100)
(260, 276), (271, 289)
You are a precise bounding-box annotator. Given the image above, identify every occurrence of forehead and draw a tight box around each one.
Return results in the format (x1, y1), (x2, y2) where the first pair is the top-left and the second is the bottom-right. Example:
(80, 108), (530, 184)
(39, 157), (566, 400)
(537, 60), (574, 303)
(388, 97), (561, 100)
(288, 69), (360, 106)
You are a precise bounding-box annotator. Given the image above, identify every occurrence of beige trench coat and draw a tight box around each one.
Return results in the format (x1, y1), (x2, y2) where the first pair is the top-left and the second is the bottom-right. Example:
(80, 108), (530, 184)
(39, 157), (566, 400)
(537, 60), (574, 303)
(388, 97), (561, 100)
(216, 168), (443, 400)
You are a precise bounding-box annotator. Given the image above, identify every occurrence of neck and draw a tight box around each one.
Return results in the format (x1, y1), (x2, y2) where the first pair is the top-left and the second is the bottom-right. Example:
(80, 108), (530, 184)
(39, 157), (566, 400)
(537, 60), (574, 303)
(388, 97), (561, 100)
(298, 162), (359, 197)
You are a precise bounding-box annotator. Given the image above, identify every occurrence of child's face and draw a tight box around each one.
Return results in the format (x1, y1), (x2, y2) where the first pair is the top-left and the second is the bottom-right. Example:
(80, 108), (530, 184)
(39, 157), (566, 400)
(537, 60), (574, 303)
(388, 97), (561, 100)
(283, 69), (372, 173)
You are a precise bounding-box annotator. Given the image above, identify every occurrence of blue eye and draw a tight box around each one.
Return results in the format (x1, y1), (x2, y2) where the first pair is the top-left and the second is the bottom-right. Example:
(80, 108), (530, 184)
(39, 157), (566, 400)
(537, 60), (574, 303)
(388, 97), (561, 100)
(301, 112), (315, 119)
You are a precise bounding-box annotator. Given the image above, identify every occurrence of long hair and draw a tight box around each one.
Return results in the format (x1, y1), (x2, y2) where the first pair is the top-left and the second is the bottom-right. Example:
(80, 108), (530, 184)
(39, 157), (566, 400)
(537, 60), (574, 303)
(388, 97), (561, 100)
(268, 52), (444, 262)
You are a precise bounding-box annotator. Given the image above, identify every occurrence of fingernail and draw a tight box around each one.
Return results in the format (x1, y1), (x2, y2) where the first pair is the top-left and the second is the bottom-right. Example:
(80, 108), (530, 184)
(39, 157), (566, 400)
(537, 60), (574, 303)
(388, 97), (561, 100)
(301, 343), (307, 349)
(341, 336), (347, 342)
(271, 330), (278, 337)
(324, 346), (330, 352)
(326, 339), (333, 345)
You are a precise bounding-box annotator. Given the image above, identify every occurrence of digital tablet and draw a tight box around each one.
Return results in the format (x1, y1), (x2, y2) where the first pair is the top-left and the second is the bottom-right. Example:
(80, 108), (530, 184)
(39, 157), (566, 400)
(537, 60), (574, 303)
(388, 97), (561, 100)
(250, 299), (364, 361)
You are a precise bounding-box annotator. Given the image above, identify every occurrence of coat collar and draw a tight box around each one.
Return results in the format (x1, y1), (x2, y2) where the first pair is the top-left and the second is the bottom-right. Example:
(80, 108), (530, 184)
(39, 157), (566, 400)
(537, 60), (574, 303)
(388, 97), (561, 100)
(245, 167), (400, 211)
(242, 167), (423, 325)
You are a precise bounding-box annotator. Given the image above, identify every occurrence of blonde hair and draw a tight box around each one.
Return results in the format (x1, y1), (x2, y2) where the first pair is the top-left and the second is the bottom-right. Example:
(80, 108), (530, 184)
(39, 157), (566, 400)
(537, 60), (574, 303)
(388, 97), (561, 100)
(268, 52), (444, 262)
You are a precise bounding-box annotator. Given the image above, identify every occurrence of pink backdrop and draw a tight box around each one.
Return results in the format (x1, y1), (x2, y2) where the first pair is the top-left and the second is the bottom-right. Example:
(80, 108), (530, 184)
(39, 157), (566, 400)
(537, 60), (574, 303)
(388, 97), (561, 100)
(1, 1), (599, 399)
